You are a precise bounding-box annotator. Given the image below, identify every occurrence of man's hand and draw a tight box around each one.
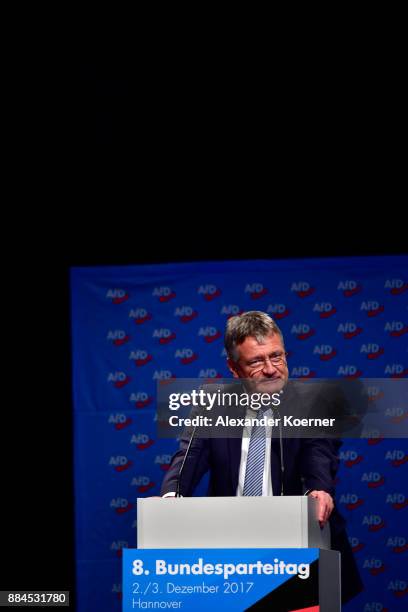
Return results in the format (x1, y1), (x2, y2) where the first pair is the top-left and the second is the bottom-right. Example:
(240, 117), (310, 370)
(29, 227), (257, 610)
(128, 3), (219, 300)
(308, 490), (334, 527)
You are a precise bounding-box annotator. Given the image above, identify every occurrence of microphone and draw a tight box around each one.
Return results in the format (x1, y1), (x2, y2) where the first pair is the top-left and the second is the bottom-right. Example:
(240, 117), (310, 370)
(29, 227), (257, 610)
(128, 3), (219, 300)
(175, 424), (198, 498)
(175, 382), (215, 497)
(273, 406), (285, 495)
(262, 402), (285, 496)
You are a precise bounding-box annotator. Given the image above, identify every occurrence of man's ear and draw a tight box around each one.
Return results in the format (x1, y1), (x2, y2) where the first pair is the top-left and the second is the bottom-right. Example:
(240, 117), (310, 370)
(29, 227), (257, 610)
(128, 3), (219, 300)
(227, 358), (240, 379)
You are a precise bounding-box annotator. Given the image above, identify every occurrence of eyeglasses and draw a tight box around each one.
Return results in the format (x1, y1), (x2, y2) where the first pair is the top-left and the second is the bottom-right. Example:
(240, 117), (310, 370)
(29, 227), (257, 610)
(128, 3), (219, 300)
(242, 352), (288, 372)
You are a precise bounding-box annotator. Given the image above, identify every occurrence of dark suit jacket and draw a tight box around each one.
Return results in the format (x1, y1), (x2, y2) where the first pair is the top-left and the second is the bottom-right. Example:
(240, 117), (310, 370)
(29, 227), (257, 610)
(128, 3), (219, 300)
(160, 381), (363, 603)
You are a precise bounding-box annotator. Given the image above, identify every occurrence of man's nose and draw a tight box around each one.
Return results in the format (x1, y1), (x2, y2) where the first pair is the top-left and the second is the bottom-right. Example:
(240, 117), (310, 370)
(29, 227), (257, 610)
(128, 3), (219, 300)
(262, 357), (277, 375)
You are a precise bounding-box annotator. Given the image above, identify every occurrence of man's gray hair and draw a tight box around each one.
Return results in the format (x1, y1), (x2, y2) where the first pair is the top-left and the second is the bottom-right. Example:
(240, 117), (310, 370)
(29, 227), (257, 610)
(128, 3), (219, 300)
(225, 311), (284, 361)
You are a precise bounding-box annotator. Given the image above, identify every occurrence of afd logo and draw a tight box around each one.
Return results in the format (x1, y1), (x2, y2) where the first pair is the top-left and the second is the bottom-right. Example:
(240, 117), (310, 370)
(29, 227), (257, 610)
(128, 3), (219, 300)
(130, 350), (153, 367)
(363, 604), (387, 612)
(290, 367), (316, 378)
(174, 306), (198, 323)
(153, 329), (176, 344)
(155, 454), (172, 471)
(386, 493), (408, 510)
(340, 450), (363, 467)
(362, 558), (386, 576)
(131, 476), (156, 494)
(349, 536), (365, 553)
(153, 287), (176, 302)
(108, 413), (132, 430)
(384, 321), (408, 337)
(362, 515), (386, 531)
(384, 364), (408, 378)
(107, 330), (130, 346)
(384, 278), (408, 295)
(110, 498), (133, 514)
(361, 428), (382, 440)
(339, 493), (364, 510)
(387, 579), (408, 596)
(313, 345), (337, 361)
(387, 536), (408, 553)
(313, 302), (337, 318)
(385, 406), (407, 423)
(129, 308), (152, 324)
(199, 369), (222, 379)
(291, 282), (315, 298)
(337, 322), (363, 339)
(108, 372), (131, 388)
(221, 305), (242, 317)
(366, 386), (384, 402)
(129, 392), (153, 408)
(130, 433), (154, 450)
(337, 280), (362, 297)
(361, 472), (385, 488)
(198, 285), (221, 301)
(267, 304), (290, 319)
(367, 432), (384, 446)
(291, 324), (315, 340)
(337, 365), (363, 378)
(106, 289), (129, 304)
(361, 300), (384, 317)
(198, 327), (222, 343)
(109, 456), (133, 472)
(360, 343), (385, 359)
(153, 370), (173, 381)
(111, 541), (128, 558)
(175, 348), (198, 365)
(245, 283), (268, 300)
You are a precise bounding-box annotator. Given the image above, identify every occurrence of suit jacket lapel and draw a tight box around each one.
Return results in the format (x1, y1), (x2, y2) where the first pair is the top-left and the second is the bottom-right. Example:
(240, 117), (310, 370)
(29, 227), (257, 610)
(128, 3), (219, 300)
(228, 436), (242, 494)
(226, 380), (246, 494)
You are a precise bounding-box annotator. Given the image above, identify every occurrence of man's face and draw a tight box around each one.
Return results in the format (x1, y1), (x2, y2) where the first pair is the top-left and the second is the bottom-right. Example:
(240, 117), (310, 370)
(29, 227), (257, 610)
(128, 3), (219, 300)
(227, 333), (289, 394)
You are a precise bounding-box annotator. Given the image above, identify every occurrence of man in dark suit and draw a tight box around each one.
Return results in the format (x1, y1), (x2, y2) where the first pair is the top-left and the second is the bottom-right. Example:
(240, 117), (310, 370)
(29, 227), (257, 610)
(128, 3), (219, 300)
(160, 311), (363, 603)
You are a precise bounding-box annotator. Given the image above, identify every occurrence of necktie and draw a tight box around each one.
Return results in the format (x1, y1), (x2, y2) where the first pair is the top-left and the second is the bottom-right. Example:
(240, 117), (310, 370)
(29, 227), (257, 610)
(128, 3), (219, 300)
(243, 408), (272, 496)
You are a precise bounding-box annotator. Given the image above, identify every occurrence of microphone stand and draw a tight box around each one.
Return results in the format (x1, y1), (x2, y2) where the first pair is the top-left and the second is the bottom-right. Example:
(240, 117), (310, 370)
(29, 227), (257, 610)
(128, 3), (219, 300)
(175, 425), (197, 498)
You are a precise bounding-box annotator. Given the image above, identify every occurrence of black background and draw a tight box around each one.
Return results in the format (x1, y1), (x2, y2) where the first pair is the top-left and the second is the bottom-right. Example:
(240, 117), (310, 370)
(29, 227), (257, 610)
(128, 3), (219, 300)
(2, 54), (406, 609)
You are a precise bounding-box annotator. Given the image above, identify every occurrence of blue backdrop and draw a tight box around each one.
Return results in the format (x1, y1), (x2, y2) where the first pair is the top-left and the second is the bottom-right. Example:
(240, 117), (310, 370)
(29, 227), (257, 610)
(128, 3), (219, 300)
(71, 257), (407, 611)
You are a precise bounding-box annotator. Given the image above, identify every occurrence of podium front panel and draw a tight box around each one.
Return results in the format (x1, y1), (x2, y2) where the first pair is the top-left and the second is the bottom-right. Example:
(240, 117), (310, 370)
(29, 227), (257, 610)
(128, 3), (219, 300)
(137, 497), (330, 549)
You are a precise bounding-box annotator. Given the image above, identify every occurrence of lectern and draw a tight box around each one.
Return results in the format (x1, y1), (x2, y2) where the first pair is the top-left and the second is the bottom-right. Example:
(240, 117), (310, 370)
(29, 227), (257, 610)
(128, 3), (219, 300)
(137, 496), (331, 549)
(121, 497), (341, 611)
